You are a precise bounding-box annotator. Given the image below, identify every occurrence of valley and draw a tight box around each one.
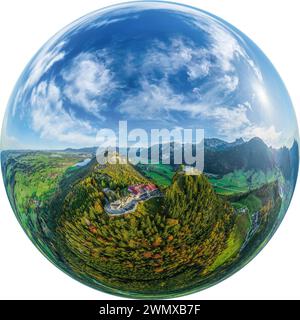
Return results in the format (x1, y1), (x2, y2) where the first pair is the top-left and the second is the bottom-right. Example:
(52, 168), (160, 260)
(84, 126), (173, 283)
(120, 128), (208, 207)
(1, 136), (296, 296)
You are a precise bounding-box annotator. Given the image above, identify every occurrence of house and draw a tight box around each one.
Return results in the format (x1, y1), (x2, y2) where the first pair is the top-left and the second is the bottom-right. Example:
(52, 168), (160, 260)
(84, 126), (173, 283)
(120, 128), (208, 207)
(128, 184), (158, 195)
(183, 165), (202, 175)
(144, 184), (157, 192)
(128, 185), (144, 195)
(105, 183), (161, 215)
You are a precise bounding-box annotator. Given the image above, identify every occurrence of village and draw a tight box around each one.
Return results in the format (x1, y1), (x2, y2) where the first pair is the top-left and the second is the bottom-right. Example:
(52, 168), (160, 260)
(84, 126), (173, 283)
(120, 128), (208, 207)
(104, 183), (162, 215)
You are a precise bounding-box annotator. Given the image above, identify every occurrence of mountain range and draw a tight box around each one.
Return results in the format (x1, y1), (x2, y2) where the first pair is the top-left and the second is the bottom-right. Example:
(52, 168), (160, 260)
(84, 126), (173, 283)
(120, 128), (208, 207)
(61, 137), (299, 183)
(146, 137), (299, 181)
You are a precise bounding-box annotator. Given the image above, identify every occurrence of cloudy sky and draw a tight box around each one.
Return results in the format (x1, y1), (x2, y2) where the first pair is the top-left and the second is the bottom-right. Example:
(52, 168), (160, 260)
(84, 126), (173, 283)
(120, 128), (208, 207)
(1, 2), (298, 150)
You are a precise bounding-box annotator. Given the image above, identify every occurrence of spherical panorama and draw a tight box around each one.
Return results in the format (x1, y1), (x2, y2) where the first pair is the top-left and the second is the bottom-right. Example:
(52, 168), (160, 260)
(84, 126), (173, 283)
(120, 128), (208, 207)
(1, 1), (299, 298)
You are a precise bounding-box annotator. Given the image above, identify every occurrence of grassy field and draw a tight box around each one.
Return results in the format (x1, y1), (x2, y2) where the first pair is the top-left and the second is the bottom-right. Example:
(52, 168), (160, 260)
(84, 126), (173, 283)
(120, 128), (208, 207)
(12, 153), (82, 211)
(136, 163), (175, 187)
(2, 151), (89, 238)
(237, 194), (262, 215)
(209, 169), (282, 196)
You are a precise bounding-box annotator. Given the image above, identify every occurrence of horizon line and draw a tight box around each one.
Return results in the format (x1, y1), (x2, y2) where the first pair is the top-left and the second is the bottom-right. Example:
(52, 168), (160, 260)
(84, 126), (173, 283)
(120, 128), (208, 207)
(1, 136), (298, 152)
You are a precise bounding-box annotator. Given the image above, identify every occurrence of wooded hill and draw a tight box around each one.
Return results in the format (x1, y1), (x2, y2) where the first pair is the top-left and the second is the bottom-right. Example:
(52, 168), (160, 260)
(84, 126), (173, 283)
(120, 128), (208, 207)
(55, 162), (235, 293)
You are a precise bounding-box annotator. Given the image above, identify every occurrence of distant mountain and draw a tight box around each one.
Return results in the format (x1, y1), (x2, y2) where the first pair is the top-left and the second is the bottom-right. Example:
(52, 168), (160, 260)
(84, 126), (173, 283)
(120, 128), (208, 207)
(204, 138), (228, 150)
(204, 137), (275, 175)
(146, 137), (276, 175)
(205, 137), (245, 151)
(63, 147), (97, 154)
(60, 137), (299, 182)
(272, 140), (299, 186)
(290, 140), (299, 187)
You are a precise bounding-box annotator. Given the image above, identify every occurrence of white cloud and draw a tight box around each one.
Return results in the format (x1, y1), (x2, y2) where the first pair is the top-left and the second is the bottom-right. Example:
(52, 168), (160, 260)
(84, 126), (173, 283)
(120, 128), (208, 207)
(191, 74), (239, 105)
(222, 75), (239, 92)
(118, 75), (284, 148)
(243, 101), (253, 111)
(123, 35), (243, 112)
(252, 81), (272, 114)
(206, 23), (244, 72)
(171, 100), (283, 148)
(30, 80), (97, 146)
(248, 59), (263, 82)
(119, 77), (248, 127)
(187, 60), (211, 80)
(29, 41), (66, 88)
(119, 35), (243, 121)
(86, 15), (139, 30)
(12, 41), (66, 117)
(242, 125), (283, 148)
(62, 52), (116, 119)
(119, 79), (183, 120)
(0, 133), (20, 150)
(192, 18), (263, 82)
(117, 28), (280, 145)
(143, 37), (211, 81)
(188, 101), (284, 148)
(0, 111), (19, 149)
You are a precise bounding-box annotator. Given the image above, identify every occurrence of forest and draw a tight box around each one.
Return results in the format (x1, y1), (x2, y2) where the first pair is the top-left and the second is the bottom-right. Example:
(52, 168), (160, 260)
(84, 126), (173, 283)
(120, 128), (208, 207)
(54, 160), (277, 294)
(1, 148), (286, 296)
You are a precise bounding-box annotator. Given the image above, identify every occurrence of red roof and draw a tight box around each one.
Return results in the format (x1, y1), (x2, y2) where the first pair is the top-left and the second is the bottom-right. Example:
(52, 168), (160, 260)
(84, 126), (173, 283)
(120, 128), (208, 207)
(144, 184), (157, 191)
(128, 184), (157, 194)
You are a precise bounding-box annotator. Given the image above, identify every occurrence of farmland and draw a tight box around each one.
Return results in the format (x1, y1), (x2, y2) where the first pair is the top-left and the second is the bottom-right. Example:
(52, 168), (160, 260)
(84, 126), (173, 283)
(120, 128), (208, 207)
(208, 169), (283, 196)
(1, 148), (286, 296)
(136, 163), (175, 187)
(1, 151), (92, 251)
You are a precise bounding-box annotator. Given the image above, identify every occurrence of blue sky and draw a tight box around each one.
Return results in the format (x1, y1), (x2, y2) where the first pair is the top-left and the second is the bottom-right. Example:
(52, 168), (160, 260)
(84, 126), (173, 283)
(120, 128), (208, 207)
(1, 1), (298, 150)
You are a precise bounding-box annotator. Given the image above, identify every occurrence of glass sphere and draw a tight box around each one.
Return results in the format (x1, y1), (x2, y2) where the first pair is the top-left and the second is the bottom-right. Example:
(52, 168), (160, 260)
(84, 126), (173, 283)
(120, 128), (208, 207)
(1, 1), (299, 298)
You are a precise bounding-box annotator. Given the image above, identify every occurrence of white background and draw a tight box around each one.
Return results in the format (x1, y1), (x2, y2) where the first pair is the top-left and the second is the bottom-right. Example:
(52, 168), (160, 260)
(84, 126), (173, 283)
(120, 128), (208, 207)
(0, 0), (299, 300)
